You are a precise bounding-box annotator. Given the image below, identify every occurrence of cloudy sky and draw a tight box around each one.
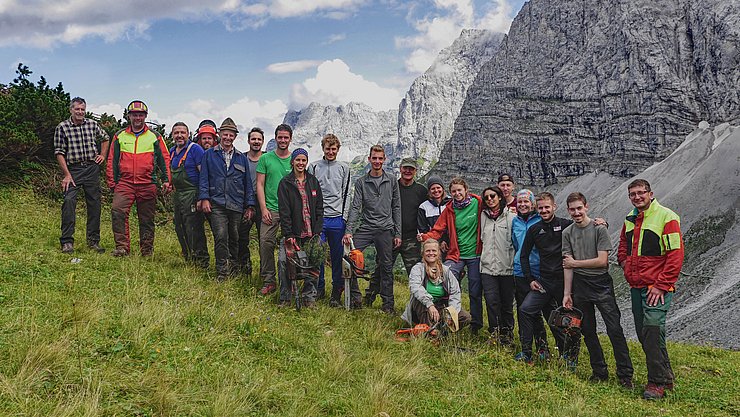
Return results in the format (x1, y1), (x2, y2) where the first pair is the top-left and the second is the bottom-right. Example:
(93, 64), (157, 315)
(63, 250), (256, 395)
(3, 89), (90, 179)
(0, 0), (525, 136)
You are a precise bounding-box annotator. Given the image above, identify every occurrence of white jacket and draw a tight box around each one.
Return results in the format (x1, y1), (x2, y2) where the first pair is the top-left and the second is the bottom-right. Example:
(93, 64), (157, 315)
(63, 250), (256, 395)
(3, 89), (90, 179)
(401, 263), (462, 325)
(479, 210), (516, 276)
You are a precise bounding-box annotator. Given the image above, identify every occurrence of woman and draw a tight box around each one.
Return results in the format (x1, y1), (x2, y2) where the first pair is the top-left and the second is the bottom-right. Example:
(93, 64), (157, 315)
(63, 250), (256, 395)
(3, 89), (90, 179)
(418, 177), (483, 334)
(277, 148), (324, 308)
(417, 175), (451, 257)
(402, 239), (471, 328)
(479, 186), (516, 346)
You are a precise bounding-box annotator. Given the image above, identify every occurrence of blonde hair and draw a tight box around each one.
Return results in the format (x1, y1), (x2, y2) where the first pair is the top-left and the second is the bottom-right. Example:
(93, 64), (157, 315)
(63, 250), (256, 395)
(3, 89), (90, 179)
(421, 239), (444, 281)
(449, 177), (468, 192)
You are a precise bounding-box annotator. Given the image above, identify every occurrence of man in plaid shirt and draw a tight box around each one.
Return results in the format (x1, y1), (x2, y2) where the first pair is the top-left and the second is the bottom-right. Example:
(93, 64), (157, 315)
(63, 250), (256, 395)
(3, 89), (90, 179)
(54, 97), (110, 254)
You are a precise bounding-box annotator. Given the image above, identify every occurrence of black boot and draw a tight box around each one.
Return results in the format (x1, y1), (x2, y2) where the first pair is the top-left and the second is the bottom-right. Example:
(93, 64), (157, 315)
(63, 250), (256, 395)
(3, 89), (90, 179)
(329, 286), (343, 308)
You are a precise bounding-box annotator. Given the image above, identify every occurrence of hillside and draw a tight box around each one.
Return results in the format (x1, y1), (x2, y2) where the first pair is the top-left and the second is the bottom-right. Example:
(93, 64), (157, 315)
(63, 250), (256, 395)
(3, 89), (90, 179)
(556, 122), (740, 349)
(0, 188), (738, 415)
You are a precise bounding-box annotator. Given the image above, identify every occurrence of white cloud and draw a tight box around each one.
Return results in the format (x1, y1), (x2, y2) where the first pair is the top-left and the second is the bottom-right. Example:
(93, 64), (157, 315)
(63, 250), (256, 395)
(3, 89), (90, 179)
(396, 0), (514, 73)
(324, 33), (347, 44)
(0, 0), (366, 48)
(266, 60), (323, 74)
(289, 59), (403, 112)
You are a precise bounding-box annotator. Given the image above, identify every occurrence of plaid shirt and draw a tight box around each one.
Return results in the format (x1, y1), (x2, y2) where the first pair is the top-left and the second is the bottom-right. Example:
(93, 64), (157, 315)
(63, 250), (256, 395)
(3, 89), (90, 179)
(54, 118), (109, 164)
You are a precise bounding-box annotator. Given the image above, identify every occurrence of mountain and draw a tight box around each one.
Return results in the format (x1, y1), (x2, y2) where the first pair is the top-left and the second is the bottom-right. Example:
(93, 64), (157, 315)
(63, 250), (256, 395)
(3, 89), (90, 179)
(556, 122), (740, 349)
(282, 102), (397, 164)
(395, 29), (505, 172)
(434, 0), (740, 188)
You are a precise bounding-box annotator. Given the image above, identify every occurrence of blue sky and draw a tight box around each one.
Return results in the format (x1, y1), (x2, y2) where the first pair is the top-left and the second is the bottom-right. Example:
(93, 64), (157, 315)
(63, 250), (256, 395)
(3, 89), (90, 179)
(0, 0), (526, 136)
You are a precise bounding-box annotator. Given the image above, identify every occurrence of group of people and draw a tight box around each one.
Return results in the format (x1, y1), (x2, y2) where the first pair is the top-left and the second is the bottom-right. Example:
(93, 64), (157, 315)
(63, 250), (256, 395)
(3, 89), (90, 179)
(54, 98), (684, 400)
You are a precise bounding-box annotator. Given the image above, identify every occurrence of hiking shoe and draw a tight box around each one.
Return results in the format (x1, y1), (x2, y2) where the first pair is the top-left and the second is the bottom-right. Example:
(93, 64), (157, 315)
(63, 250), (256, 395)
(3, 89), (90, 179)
(350, 300), (363, 310)
(260, 283), (276, 296)
(537, 348), (551, 361)
(316, 291), (326, 301)
(619, 377), (634, 389)
(329, 298), (342, 308)
(111, 248), (129, 257)
(277, 300), (291, 308)
(61, 242), (74, 254)
(514, 352), (533, 364)
(380, 306), (395, 315)
(303, 300), (317, 309)
(87, 242), (105, 253)
(364, 293), (377, 307)
(665, 382), (674, 391)
(643, 383), (665, 400)
(589, 373), (609, 383)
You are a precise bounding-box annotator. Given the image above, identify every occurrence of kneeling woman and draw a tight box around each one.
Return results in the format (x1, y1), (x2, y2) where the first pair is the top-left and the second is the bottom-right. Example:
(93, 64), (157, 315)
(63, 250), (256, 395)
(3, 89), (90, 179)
(277, 148), (324, 307)
(402, 239), (471, 327)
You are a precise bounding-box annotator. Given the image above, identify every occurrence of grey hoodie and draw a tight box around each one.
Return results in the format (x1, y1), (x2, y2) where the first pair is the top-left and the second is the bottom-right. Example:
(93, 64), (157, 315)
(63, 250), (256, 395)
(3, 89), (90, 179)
(346, 170), (401, 237)
(308, 158), (351, 219)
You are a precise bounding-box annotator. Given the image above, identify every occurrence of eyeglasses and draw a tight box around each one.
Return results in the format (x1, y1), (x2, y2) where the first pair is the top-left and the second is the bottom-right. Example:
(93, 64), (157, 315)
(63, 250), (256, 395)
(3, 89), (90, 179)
(483, 194), (497, 200)
(628, 190), (650, 198)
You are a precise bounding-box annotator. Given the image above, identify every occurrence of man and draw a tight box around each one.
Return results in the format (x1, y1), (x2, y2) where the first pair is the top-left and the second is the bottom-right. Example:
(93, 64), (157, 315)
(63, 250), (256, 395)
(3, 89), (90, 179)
(518, 192), (569, 363)
(511, 189), (549, 361)
(563, 192), (633, 388)
(54, 97), (110, 254)
(497, 174), (517, 213)
(617, 179), (683, 400)
(256, 124), (293, 295)
(195, 120), (218, 151)
(199, 118), (256, 280)
(106, 100), (171, 257)
(237, 127), (265, 277)
(169, 122), (208, 268)
(308, 133), (352, 306)
(344, 145), (402, 314)
(367, 158), (427, 305)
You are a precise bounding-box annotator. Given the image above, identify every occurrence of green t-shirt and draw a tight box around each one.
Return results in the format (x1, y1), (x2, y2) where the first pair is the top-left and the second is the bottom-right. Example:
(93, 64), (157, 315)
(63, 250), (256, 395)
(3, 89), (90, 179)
(256, 151), (292, 212)
(455, 199), (479, 259)
(425, 280), (446, 303)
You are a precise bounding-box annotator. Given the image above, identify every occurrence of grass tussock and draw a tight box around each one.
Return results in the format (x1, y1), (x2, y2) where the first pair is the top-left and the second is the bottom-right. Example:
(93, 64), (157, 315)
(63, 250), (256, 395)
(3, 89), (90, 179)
(0, 187), (738, 416)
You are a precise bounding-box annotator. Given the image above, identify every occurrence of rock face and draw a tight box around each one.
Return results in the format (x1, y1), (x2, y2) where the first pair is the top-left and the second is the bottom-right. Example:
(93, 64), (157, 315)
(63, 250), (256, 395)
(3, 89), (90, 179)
(395, 29), (505, 172)
(557, 122), (740, 349)
(283, 102), (397, 164)
(435, 0), (740, 188)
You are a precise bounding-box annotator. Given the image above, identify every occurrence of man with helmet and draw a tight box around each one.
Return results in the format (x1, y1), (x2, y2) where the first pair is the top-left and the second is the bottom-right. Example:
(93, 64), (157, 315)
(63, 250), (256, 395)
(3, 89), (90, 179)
(195, 120), (218, 151)
(106, 100), (171, 257)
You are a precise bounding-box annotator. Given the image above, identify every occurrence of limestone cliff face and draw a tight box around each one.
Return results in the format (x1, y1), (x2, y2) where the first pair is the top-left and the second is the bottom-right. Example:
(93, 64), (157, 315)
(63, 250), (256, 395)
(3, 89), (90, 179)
(395, 29), (504, 172)
(435, 0), (740, 187)
(282, 102), (397, 164)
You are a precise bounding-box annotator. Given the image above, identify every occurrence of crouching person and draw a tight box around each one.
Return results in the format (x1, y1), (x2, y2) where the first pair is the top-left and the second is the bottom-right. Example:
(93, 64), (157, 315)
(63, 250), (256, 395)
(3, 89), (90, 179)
(402, 239), (471, 328)
(277, 148), (324, 308)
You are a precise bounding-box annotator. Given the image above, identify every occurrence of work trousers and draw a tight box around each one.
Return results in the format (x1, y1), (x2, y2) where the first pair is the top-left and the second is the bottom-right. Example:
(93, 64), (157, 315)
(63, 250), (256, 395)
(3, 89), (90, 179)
(208, 205), (242, 276)
(259, 209), (281, 286)
(237, 206), (261, 276)
(631, 287), (674, 385)
(173, 191), (209, 268)
(60, 162), (102, 246)
(368, 237), (421, 299)
(111, 182), (157, 255)
(480, 273), (515, 338)
(354, 227), (395, 309)
(573, 272), (634, 379)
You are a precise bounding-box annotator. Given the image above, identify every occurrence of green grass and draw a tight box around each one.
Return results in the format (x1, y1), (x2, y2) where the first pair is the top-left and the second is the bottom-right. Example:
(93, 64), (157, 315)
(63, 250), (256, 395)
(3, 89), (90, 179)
(0, 187), (738, 416)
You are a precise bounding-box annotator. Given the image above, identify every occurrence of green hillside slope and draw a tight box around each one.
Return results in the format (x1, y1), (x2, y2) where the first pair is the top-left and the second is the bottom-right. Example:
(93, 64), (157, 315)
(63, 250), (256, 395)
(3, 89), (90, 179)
(0, 188), (737, 416)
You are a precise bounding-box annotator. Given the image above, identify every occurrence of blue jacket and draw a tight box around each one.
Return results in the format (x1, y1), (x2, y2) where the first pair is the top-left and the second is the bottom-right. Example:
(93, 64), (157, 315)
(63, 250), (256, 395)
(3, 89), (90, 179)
(512, 213), (541, 278)
(199, 146), (255, 212)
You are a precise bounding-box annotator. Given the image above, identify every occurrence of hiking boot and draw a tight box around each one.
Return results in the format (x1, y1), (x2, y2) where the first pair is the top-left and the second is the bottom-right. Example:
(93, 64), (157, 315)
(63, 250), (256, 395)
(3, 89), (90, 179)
(665, 382), (674, 391)
(537, 348), (551, 362)
(61, 242), (74, 254)
(619, 377), (634, 389)
(87, 242), (105, 253)
(111, 248), (129, 257)
(589, 373), (609, 383)
(329, 298), (342, 308)
(316, 290), (326, 301)
(514, 351), (533, 364)
(643, 383), (665, 400)
(350, 300), (363, 310)
(260, 283), (276, 296)
(380, 305), (395, 315)
(329, 287), (343, 308)
(303, 300), (317, 309)
(277, 300), (291, 308)
(364, 293), (377, 307)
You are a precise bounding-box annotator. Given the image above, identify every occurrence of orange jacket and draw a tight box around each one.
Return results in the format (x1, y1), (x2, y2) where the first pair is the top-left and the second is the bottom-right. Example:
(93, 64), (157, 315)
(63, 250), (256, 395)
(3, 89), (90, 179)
(107, 125), (171, 188)
(421, 194), (483, 262)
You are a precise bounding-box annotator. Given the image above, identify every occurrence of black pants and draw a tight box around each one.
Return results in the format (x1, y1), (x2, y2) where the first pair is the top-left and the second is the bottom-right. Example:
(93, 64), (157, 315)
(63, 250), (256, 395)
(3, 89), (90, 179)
(173, 190), (209, 268)
(518, 276), (568, 356)
(208, 206), (242, 276)
(573, 272), (634, 379)
(237, 206), (261, 275)
(60, 162), (102, 245)
(354, 227), (394, 309)
(368, 237), (421, 299)
(480, 273), (515, 336)
(514, 277), (548, 352)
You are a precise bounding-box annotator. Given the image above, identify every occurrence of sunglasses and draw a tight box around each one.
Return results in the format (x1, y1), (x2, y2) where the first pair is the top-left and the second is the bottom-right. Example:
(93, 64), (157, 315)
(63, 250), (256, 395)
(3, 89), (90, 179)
(483, 194), (497, 200)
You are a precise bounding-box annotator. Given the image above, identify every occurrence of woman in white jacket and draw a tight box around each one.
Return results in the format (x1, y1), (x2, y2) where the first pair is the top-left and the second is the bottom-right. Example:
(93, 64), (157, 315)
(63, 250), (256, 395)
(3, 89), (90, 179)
(479, 186), (516, 346)
(402, 239), (472, 327)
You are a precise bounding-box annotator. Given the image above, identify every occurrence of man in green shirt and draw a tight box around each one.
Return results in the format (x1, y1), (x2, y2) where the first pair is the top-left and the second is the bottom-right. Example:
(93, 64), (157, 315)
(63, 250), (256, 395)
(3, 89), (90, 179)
(256, 124), (293, 295)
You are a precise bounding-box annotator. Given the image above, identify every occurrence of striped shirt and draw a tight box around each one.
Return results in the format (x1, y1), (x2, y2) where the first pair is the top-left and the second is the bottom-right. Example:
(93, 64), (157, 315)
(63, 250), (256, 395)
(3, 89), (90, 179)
(54, 118), (109, 164)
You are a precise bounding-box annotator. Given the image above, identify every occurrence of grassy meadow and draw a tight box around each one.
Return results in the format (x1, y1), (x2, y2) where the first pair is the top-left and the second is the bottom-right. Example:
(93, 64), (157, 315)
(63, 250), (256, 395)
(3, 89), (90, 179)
(0, 187), (738, 416)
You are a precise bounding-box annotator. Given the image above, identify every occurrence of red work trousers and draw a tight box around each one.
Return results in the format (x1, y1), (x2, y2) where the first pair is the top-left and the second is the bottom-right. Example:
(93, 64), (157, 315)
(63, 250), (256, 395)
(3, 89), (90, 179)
(111, 182), (158, 255)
